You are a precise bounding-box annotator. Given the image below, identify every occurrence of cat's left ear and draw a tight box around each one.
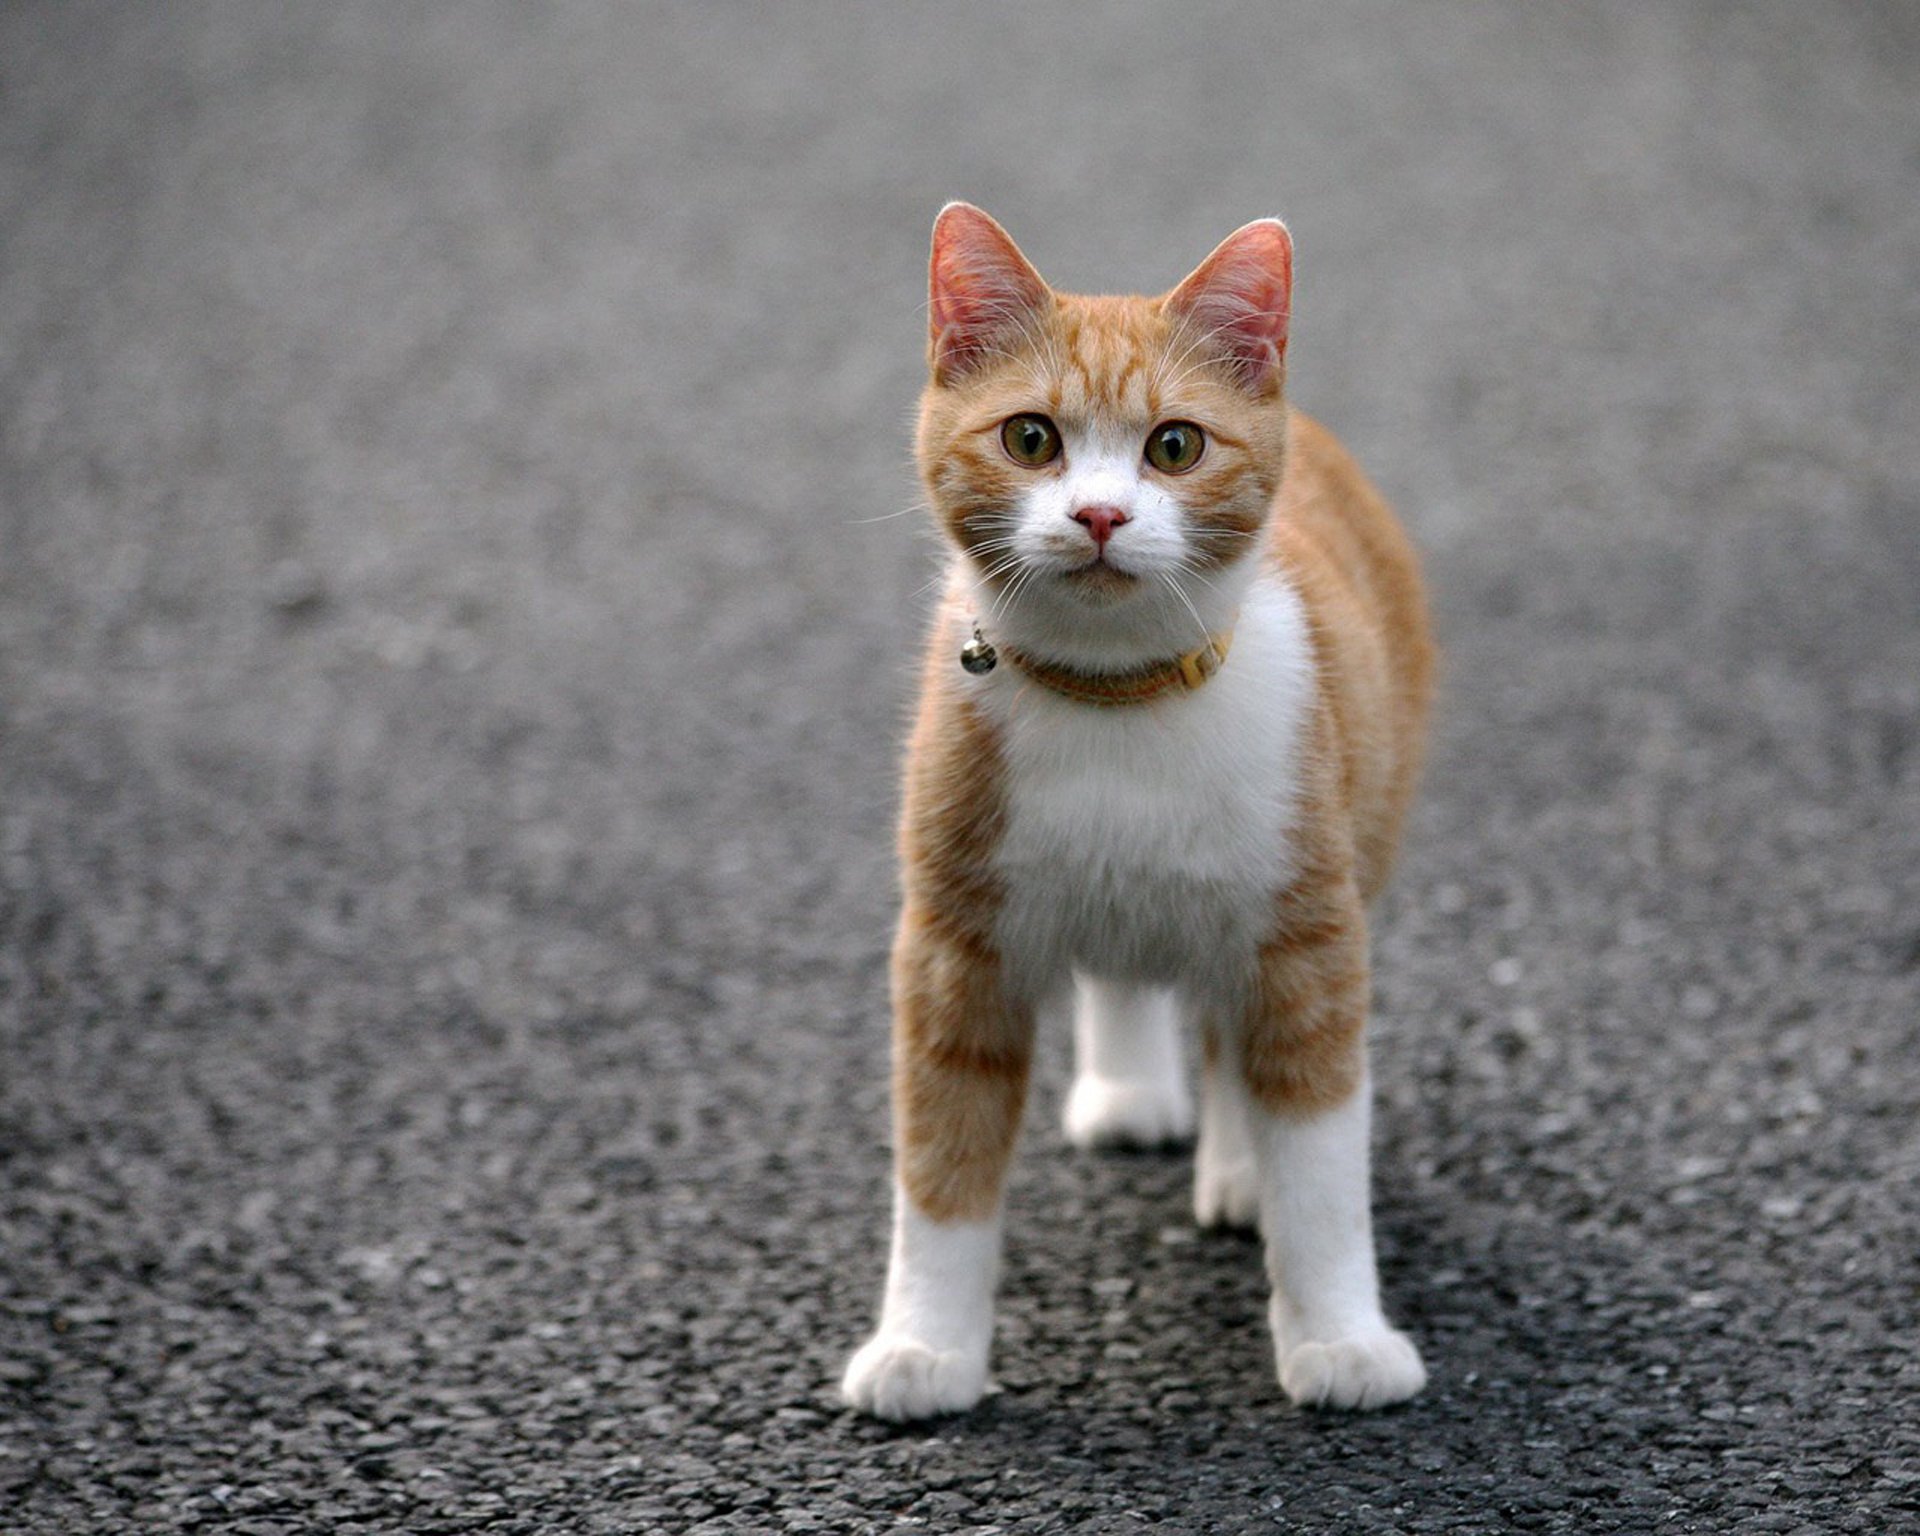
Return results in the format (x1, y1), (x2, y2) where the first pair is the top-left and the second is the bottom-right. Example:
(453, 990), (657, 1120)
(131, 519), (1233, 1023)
(928, 202), (1051, 385)
(1163, 219), (1293, 396)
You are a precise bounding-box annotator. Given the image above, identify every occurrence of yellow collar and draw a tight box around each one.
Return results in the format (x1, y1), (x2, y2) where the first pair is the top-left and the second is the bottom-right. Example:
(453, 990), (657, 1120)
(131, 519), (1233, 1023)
(992, 629), (1234, 707)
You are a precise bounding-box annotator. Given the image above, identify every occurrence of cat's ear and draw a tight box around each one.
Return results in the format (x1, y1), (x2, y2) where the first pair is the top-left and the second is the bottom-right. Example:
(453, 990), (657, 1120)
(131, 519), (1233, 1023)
(1163, 219), (1293, 395)
(929, 202), (1051, 385)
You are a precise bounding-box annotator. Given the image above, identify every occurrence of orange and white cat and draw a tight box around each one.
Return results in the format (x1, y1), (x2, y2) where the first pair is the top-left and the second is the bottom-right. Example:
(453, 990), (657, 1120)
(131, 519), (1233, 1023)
(842, 204), (1435, 1420)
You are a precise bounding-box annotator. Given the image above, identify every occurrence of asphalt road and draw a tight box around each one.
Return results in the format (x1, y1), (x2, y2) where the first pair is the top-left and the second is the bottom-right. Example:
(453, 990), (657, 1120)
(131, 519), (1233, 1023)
(3, 4), (1918, 1532)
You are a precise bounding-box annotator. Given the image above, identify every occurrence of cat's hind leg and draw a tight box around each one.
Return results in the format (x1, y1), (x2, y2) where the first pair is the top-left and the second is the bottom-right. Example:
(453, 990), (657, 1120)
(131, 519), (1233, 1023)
(1193, 1027), (1260, 1229)
(1062, 975), (1194, 1149)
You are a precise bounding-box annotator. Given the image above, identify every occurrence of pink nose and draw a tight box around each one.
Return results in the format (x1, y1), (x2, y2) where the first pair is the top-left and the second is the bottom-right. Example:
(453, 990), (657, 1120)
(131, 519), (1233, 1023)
(1072, 504), (1131, 547)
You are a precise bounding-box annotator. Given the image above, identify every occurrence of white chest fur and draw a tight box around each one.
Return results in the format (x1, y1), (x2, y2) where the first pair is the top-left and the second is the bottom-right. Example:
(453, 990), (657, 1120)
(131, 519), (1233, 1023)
(968, 572), (1317, 999)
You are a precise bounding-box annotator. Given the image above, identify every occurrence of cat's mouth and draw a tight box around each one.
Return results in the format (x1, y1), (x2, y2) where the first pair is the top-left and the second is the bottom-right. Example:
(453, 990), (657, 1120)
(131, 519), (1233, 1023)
(1060, 555), (1141, 595)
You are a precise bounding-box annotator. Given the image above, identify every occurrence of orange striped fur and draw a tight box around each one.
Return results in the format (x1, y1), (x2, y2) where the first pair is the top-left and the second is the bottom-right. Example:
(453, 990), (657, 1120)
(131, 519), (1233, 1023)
(891, 230), (1431, 1221)
(846, 205), (1435, 1420)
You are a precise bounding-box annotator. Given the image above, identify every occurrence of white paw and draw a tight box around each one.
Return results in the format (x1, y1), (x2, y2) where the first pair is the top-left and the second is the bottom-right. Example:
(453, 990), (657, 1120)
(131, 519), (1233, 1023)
(1193, 1156), (1260, 1230)
(1063, 1074), (1195, 1149)
(1274, 1324), (1427, 1411)
(841, 1334), (988, 1421)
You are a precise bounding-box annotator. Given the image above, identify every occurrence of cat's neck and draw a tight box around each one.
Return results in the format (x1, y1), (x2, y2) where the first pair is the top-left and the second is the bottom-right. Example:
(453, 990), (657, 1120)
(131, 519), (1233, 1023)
(957, 549), (1260, 676)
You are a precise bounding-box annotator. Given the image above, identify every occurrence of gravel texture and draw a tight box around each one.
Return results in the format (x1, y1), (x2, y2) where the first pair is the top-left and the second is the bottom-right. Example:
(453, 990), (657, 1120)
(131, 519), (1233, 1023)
(3, 4), (1918, 1532)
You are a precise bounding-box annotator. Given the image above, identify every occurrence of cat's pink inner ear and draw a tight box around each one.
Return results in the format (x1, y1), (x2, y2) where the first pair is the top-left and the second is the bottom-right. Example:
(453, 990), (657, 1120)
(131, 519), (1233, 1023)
(1163, 219), (1294, 394)
(929, 203), (1050, 383)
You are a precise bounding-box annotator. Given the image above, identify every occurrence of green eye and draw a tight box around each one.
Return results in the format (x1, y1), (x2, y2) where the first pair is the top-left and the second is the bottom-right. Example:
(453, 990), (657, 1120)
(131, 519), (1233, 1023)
(1001, 414), (1061, 467)
(1145, 421), (1205, 473)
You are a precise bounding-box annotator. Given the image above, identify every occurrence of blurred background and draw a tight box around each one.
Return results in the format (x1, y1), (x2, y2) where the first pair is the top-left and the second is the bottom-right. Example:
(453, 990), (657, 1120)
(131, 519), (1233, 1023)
(2, 4), (1916, 1531)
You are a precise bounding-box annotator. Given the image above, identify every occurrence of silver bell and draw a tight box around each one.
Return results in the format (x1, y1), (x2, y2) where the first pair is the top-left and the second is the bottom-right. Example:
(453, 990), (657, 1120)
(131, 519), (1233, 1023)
(960, 627), (997, 675)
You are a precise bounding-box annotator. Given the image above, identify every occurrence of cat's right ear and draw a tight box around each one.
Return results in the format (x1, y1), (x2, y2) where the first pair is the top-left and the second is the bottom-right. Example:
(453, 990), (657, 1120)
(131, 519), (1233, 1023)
(928, 203), (1050, 385)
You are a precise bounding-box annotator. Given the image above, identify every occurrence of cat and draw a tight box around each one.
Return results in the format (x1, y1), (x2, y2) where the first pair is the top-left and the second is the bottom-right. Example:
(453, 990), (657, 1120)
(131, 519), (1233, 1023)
(841, 203), (1435, 1420)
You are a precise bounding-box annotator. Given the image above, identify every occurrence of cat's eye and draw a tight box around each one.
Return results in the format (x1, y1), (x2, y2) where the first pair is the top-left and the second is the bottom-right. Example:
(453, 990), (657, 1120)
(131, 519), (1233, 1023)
(1144, 421), (1206, 473)
(1000, 414), (1062, 467)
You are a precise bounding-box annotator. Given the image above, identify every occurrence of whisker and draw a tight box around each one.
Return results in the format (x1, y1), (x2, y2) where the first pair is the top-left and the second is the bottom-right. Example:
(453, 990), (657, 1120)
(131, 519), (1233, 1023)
(848, 500), (932, 525)
(1157, 571), (1213, 650)
(988, 559), (1046, 627)
(974, 552), (1030, 586)
(1167, 552), (1232, 594)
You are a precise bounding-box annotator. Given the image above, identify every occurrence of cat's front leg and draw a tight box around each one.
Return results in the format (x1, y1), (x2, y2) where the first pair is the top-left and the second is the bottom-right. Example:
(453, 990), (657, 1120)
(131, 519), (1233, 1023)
(841, 905), (1035, 1421)
(842, 1186), (1005, 1421)
(1240, 896), (1426, 1410)
(1254, 1072), (1425, 1409)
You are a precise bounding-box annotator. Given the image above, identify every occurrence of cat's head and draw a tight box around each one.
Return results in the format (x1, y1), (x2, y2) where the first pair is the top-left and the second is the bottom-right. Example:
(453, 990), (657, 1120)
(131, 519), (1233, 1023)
(917, 203), (1293, 667)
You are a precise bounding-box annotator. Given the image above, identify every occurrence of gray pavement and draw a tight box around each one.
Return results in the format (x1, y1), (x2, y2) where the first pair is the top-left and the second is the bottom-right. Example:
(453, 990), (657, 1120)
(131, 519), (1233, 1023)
(3, 3), (1918, 1531)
